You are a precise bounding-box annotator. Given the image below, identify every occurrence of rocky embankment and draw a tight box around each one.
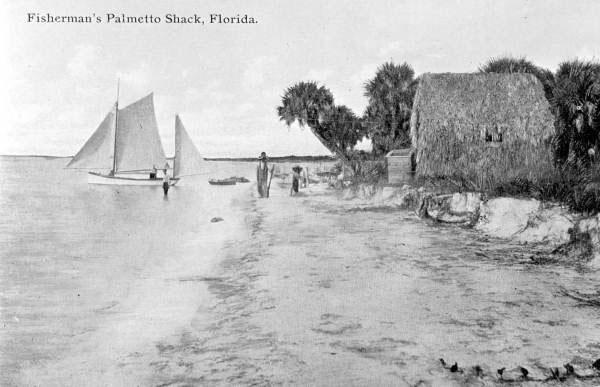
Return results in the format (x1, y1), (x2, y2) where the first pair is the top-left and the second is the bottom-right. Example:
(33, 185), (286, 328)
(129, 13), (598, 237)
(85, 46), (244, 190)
(342, 184), (600, 268)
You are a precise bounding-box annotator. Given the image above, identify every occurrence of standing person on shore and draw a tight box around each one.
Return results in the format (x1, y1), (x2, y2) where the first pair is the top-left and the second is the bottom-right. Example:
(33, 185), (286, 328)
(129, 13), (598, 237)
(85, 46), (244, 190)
(257, 152), (269, 198)
(290, 166), (301, 196)
(162, 168), (170, 196)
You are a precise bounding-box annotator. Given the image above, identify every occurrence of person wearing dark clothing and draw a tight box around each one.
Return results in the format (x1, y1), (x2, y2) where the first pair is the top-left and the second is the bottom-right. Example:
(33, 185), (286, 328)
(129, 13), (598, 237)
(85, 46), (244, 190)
(257, 152), (269, 198)
(150, 165), (157, 179)
(162, 169), (170, 195)
(290, 166), (301, 196)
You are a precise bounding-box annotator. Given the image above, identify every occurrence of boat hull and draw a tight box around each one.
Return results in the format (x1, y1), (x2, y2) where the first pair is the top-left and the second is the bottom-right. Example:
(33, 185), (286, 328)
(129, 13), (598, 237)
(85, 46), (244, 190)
(88, 172), (179, 186)
(208, 179), (236, 185)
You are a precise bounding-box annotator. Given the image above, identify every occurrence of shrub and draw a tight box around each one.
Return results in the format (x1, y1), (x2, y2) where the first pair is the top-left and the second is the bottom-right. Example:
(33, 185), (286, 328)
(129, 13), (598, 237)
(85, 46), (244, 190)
(491, 162), (600, 214)
(348, 159), (387, 185)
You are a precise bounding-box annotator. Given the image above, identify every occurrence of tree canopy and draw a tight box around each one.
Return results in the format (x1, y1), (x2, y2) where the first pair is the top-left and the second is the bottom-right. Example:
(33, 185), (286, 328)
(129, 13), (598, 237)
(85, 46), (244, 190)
(363, 62), (417, 156)
(552, 60), (600, 164)
(277, 81), (363, 161)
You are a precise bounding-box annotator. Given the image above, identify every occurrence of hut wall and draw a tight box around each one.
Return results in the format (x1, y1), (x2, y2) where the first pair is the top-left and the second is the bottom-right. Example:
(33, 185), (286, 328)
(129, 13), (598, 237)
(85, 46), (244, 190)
(386, 149), (413, 184)
(410, 73), (555, 189)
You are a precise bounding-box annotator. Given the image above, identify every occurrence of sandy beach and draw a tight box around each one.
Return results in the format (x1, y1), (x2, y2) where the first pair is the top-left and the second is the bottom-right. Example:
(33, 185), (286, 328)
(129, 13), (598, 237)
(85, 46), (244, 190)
(138, 176), (599, 386)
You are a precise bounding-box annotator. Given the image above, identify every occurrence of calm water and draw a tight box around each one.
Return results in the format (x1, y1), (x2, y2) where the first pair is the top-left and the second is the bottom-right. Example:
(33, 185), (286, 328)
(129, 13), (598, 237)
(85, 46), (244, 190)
(0, 156), (257, 385)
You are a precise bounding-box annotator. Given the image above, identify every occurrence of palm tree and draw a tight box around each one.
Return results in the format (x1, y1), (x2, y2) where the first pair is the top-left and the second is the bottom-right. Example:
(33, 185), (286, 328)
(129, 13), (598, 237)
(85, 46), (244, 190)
(551, 60), (600, 164)
(363, 62), (417, 157)
(319, 105), (365, 155)
(277, 81), (350, 161)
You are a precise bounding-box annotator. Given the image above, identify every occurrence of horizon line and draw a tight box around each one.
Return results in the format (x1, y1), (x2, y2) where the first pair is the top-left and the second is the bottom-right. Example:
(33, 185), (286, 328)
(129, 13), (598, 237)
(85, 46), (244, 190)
(0, 153), (337, 159)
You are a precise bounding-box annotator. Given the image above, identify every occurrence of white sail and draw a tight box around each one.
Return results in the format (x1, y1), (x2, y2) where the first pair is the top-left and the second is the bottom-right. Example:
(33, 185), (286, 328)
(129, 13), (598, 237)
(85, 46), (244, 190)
(173, 115), (205, 177)
(114, 93), (166, 172)
(66, 108), (115, 169)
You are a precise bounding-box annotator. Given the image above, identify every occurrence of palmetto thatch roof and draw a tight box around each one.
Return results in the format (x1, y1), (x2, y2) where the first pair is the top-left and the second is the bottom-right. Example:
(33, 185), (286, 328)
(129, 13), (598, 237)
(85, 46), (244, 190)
(410, 73), (555, 189)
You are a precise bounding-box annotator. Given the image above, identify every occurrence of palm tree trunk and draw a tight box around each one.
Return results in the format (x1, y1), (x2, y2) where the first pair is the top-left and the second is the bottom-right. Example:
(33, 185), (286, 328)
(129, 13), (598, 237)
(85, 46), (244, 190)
(305, 110), (348, 163)
(307, 125), (349, 164)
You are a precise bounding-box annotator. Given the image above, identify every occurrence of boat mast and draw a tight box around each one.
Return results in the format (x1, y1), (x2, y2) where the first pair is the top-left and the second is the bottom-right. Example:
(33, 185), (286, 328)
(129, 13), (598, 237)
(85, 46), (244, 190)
(173, 114), (178, 177)
(111, 79), (120, 174)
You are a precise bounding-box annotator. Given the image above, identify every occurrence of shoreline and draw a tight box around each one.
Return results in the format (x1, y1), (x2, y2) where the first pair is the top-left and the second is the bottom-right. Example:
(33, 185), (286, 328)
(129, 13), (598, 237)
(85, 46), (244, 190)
(336, 182), (600, 269)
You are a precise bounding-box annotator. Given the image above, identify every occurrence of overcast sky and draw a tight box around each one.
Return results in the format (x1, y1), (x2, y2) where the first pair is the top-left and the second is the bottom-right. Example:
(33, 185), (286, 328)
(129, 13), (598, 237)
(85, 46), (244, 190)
(1, 0), (598, 157)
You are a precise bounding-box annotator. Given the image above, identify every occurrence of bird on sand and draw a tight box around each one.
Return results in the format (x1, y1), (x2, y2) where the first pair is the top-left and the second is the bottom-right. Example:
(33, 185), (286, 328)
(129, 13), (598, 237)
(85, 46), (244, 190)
(593, 358), (600, 371)
(497, 367), (506, 379)
(439, 359), (462, 373)
(520, 366), (529, 379)
(549, 367), (561, 380)
(564, 363), (575, 375)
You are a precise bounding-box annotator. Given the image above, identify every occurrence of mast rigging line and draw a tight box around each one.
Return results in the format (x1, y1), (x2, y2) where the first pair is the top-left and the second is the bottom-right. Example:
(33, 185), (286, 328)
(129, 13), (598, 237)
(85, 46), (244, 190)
(111, 79), (120, 174)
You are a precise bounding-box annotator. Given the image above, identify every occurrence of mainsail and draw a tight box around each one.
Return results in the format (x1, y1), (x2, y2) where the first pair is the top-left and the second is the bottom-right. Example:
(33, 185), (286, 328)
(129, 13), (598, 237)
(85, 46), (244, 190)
(114, 93), (167, 172)
(66, 108), (116, 169)
(173, 115), (205, 177)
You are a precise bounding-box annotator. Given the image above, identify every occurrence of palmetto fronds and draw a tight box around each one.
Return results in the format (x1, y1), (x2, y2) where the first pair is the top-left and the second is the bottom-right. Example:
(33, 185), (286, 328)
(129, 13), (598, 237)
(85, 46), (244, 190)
(551, 60), (600, 163)
(277, 81), (334, 128)
(363, 62), (417, 156)
(277, 81), (362, 162)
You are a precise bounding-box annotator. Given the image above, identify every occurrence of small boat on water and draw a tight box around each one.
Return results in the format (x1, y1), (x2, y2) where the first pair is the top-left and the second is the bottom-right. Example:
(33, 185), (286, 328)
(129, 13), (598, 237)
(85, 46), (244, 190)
(66, 90), (205, 185)
(208, 178), (237, 186)
(208, 176), (250, 185)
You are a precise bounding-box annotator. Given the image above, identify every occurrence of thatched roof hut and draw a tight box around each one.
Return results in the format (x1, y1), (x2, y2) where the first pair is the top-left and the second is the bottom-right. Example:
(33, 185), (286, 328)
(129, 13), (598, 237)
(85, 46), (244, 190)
(410, 73), (555, 189)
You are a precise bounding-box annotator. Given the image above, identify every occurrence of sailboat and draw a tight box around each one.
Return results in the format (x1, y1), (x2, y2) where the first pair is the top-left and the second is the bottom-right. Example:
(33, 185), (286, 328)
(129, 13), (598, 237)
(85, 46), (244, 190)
(66, 92), (205, 185)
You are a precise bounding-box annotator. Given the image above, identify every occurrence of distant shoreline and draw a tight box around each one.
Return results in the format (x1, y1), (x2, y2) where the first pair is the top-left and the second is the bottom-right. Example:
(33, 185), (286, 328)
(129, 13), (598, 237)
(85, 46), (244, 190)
(0, 154), (72, 159)
(203, 155), (337, 162)
(0, 155), (338, 162)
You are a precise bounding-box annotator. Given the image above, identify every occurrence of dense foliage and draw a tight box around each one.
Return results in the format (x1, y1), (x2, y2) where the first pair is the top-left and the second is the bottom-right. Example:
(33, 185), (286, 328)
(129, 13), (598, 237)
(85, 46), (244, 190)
(362, 62), (417, 156)
(318, 105), (365, 156)
(551, 60), (600, 165)
(277, 81), (364, 162)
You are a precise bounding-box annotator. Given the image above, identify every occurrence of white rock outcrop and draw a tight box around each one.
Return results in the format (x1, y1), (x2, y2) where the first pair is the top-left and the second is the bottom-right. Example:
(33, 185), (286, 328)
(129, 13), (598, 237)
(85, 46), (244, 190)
(423, 192), (482, 225)
(341, 184), (595, 264)
(476, 198), (541, 238)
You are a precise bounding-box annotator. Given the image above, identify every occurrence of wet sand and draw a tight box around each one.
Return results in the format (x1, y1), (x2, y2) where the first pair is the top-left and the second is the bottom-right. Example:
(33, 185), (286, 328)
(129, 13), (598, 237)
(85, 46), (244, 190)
(141, 179), (600, 386)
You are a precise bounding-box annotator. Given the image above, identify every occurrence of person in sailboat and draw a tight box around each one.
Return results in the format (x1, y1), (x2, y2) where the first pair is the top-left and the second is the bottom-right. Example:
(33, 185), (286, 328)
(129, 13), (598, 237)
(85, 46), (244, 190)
(150, 165), (157, 179)
(257, 152), (269, 198)
(163, 168), (170, 195)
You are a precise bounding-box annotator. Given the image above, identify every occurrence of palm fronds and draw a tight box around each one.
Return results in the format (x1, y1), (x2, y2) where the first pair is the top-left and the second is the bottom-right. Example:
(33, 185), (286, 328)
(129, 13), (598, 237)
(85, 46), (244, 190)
(277, 82), (363, 162)
(363, 62), (417, 156)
